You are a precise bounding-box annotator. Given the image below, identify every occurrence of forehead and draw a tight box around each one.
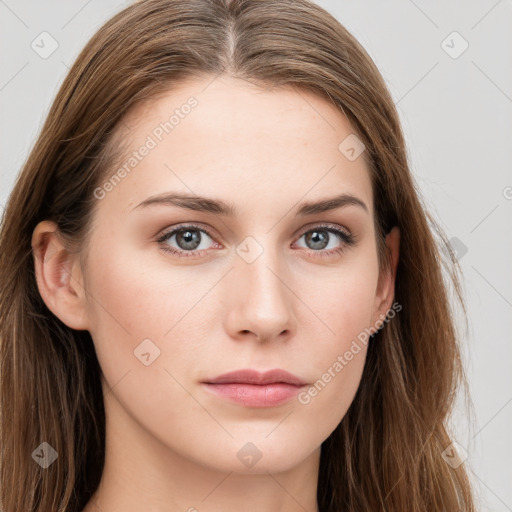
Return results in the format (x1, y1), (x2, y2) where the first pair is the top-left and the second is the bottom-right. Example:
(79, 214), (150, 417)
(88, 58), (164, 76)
(100, 74), (373, 219)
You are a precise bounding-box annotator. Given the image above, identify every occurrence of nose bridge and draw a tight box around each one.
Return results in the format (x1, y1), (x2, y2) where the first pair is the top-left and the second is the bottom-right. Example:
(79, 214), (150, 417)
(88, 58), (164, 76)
(236, 233), (289, 302)
(228, 233), (294, 336)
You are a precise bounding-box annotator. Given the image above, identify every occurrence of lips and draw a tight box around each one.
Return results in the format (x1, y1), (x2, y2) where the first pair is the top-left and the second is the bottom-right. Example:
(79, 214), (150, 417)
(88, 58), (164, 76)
(202, 368), (307, 386)
(201, 369), (307, 408)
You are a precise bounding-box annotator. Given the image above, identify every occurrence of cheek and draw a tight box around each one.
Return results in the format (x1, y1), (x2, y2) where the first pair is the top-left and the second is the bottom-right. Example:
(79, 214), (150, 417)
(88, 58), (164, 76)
(82, 236), (202, 385)
(294, 255), (378, 425)
(301, 250), (379, 345)
(296, 291), (372, 437)
(85, 227), (206, 328)
(297, 343), (368, 437)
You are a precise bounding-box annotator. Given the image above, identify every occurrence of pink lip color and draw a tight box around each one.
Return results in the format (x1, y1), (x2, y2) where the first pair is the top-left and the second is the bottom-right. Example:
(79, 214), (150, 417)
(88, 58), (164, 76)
(203, 382), (304, 407)
(202, 368), (307, 408)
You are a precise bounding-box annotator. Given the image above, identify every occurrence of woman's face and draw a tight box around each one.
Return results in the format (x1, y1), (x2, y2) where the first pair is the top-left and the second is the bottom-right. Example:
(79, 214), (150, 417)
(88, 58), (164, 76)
(61, 75), (398, 473)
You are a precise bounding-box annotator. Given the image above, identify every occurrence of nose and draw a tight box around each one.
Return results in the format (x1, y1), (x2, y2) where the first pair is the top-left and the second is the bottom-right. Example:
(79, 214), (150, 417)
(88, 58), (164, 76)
(223, 240), (296, 343)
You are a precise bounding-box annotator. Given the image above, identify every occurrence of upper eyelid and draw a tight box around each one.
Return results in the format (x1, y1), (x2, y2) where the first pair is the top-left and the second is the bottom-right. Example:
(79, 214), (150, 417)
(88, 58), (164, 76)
(293, 221), (351, 237)
(158, 223), (215, 241)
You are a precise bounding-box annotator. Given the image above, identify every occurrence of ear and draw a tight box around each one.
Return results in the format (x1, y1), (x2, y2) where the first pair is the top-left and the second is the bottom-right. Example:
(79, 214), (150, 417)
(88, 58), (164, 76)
(372, 226), (400, 323)
(31, 220), (89, 330)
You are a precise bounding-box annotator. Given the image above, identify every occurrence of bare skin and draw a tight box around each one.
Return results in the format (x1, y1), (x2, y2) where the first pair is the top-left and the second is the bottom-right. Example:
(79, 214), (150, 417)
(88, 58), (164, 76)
(32, 74), (399, 512)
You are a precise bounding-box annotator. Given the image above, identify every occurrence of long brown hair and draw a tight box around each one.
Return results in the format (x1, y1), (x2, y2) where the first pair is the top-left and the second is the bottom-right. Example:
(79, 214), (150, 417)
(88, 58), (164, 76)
(0, 0), (476, 510)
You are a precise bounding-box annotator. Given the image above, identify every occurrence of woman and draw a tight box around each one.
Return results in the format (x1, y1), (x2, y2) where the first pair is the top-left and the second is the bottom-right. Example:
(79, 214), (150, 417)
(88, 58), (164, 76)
(0, 0), (476, 510)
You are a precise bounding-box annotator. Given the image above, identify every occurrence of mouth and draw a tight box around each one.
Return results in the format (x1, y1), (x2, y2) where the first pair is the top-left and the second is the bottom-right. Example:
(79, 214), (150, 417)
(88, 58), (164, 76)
(201, 368), (308, 408)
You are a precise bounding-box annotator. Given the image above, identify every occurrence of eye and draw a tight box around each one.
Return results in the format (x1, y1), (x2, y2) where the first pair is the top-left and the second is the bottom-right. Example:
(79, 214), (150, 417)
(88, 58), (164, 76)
(294, 224), (357, 258)
(156, 222), (357, 258)
(157, 223), (218, 258)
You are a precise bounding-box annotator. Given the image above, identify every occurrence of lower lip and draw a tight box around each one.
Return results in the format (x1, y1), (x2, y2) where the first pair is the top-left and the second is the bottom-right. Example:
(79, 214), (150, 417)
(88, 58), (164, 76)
(202, 382), (305, 407)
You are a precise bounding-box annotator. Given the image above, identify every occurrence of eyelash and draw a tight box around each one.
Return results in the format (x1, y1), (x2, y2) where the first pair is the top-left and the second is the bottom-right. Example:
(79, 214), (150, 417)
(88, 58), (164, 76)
(156, 222), (357, 259)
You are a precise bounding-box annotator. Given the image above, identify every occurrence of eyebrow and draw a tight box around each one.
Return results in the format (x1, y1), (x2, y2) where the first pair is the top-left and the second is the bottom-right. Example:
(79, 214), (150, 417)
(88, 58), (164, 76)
(131, 192), (369, 216)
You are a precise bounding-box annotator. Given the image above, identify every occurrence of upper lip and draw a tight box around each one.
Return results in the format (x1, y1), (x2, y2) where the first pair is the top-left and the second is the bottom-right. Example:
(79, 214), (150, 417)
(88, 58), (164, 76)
(203, 369), (307, 386)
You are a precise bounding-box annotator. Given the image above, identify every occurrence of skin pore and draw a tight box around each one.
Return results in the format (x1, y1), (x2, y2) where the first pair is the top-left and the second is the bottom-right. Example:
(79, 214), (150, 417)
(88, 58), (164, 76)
(31, 75), (399, 512)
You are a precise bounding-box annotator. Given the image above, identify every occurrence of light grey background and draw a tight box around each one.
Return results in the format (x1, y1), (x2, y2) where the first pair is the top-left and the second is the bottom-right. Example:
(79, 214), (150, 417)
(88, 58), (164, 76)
(1, 1), (511, 510)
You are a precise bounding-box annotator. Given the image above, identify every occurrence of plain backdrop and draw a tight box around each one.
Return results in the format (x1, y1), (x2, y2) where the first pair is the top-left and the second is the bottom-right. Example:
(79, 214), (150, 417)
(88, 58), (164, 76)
(1, 1), (511, 510)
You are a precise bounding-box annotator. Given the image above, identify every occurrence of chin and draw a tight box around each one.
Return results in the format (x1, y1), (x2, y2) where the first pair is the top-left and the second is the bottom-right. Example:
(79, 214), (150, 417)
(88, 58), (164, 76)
(179, 433), (319, 475)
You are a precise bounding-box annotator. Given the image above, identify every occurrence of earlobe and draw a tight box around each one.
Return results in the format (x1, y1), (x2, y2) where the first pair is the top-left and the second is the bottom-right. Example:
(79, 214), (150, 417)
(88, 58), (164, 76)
(373, 226), (400, 321)
(31, 220), (89, 330)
